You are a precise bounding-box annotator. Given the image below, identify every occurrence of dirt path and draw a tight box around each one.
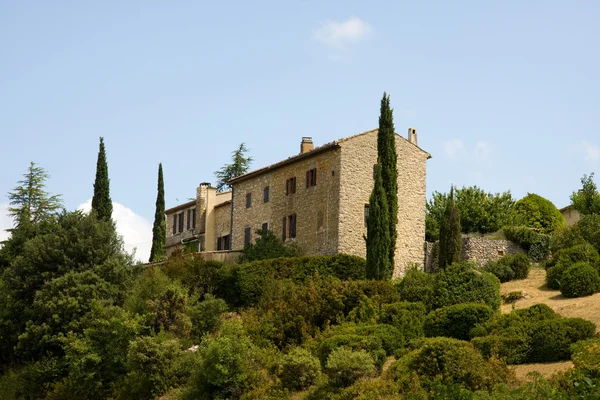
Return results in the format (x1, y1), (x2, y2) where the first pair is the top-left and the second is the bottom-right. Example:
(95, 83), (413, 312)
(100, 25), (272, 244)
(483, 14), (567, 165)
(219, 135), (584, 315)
(499, 267), (600, 380)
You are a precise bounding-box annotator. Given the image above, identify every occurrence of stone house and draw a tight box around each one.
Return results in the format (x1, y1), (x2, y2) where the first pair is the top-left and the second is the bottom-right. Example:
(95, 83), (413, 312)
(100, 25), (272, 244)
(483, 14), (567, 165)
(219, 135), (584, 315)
(165, 128), (430, 278)
(559, 204), (580, 227)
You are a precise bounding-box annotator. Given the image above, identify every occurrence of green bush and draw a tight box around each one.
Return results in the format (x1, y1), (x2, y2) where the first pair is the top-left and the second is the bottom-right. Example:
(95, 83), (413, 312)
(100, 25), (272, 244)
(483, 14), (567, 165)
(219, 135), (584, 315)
(276, 347), (321, 391)
(471, 332), (532, 365)
(510, 253), (531, 279)
(432, 263), (501, 310)
(571, 337), (600, 378)
(379, 301), (426, 342)
(579, 214), (600, 252)
(529, 318), (596, 362)
(395, 268), (435, 311)
(239, 229), (300, 262)
(550, 225), (586, 252)
(190, 294), (228, 339)
(324, 347), (376, 387)
(560, 262), (600, 298)
(388, 337), (508, 391)
(483, 261), (515, 283)
(549, 243), (600, 269)
(503, 226), (542, 250)
(513, 193), (565, 233)
(546, 260), (572, 290)
(424, 303), (494, 341)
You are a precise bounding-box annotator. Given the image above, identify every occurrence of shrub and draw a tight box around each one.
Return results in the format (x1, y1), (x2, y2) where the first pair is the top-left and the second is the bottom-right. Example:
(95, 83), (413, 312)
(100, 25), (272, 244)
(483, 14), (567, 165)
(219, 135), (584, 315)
(395, 268), (435, 311)
(190, 294), (228, 339)
(388, 337), (509, 391)
(502, 291), (523, 303)
(432, 263), (501, 310)
(239, 229), (300, 262)
(579, 214), (600, 252)
(379, 301), (426, 342)
(529, 318), (595, 362)
(550, 225), (586, 252)
(546, 260), (572, 290)
(276, 347), (321, 391)
(560, 262), (600, 298)
(324, 347), (376, 387)
(484, 261), (515, 283)
(471, 332), (532, 365)
(513, 193), (565, 233)
(503, 226), (542, 250)
(424, 303), (494, 341)
(571, 337), (600, 378)
(510, 253), (531, 279)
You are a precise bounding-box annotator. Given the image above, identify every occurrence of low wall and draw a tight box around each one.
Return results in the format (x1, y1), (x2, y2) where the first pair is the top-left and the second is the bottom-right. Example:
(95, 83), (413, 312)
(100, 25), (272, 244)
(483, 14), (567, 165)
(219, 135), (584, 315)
(425, 237), (525, 272)
(196, 250), (242, 264)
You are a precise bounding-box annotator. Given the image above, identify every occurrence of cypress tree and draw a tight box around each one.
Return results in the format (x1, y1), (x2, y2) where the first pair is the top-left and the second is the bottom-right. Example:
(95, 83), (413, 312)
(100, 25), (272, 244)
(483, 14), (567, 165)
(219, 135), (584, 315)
(366, 164), (391, 280)
(149, 163), (166, 262)
(377, 92), (398, 272)
(438, 186), (462, 269)
(91, 137), (113, 221)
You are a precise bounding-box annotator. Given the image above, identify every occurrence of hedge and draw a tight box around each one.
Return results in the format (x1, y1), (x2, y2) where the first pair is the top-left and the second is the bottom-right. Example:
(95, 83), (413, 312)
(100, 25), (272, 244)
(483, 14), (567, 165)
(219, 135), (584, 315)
(432, 263), (501, 311)
(503, 226), (550, 262)
(424, 303), (494, 341)
(378, 302), (426, 342)
(396, 268), (435, 311)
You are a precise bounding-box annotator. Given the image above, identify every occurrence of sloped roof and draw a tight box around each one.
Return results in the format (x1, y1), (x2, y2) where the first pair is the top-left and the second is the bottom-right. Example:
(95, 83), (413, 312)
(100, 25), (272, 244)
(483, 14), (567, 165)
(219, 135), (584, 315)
(228, 129), (431, 184)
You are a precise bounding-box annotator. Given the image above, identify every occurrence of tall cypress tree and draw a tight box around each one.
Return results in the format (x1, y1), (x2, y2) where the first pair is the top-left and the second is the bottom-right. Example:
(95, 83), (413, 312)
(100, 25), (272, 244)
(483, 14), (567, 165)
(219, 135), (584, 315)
(438, 186), (462, 270)
(149, 163), (166, 262)
(377, 92), (398, 272)
(91, 137), (113, 221)
(366, 164), (391, 280)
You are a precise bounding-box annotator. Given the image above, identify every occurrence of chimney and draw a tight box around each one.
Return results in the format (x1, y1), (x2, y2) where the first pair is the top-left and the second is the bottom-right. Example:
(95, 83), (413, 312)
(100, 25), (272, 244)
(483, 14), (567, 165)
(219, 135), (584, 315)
(407, 128), (418, 146)
(300, 137), (314, 154)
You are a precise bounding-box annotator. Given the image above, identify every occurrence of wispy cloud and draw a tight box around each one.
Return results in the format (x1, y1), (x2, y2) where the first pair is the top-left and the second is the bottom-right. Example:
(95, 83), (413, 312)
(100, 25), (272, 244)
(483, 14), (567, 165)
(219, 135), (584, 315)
(313, 17), (372, 59)
(442, 139), (466, 159)
(580, 141), (600, 163)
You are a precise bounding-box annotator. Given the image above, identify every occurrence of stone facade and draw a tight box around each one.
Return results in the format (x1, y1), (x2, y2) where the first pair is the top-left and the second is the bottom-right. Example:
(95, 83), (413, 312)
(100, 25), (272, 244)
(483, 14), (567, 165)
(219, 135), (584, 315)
(337, 130), (429, 278)
(229, 129), (430, 277)
(424, 238), (526, 272)
(560, 205), (580, 227)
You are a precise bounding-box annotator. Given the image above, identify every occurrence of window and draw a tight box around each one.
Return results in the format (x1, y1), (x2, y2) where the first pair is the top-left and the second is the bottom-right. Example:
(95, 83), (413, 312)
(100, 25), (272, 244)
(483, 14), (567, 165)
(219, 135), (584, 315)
(306, 168), (317, 187)
(246, 193), (252, 208)
(187, 209), (191, 230)
(263, 186), (269, 203)
(285, 177), (296, 195)
(178, 212), (184, 233)
(172, 214), (177, 234)
(364, 205), (370, 227)
(218, 234), (231, 251)
(288, 213), (297, 239)
(262, 222), (269, 233)
(244, 227), (251, 246)
(282, 216), (287, 241)
(192, 208), (196, 229)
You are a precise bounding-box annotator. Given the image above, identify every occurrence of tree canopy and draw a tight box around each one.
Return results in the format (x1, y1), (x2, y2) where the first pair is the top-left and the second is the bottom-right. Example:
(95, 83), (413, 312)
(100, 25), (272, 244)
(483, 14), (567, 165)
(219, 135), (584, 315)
(149, 163), (166, 262)
(571, 173), (600, 215)
(91, 137), (113, 221)
(214, 143), (253, 193)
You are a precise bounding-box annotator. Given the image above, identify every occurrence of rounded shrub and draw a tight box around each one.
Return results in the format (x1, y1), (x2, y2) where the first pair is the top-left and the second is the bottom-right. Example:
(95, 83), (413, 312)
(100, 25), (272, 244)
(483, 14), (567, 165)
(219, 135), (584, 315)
(560, 262), (600, 298)
(513, 193), (565, 233)
(432, 263), (501, 311)
(546, 260), (571, 290)
(571, 337), (600, 378)
(424, 303), (494, 341)
(324, 347), (376, 387)
(277, 347), (321, 391)
(379, 301), (426, 342)
(529, 318), (596, 362)
(387, 337), (508, 391)
(396, 268), (435, 311)
(509, 253), (530, 280)
(483, 261), (514, 283)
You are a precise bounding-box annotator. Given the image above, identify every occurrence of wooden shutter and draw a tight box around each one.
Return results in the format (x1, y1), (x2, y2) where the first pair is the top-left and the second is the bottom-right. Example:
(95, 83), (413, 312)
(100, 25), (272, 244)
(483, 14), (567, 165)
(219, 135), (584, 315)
(172, 214), (177, 234)
(244, 227), (251, 246)
(282, 216), (287, 240)
(187, 209), (191, 230)
(192, 209), (196, 229)
(217, 237), (222, 251)
(290, 214), (297, 238)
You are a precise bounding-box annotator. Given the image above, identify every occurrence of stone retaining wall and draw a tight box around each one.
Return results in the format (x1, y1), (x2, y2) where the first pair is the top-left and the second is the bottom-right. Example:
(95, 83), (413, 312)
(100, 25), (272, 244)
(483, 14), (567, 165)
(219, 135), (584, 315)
(424, 237), (525, 272)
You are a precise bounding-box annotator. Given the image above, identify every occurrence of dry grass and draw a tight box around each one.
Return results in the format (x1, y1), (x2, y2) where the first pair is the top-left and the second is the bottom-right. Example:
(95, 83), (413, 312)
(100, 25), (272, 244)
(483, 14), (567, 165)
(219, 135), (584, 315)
(500, 266), (600, 380)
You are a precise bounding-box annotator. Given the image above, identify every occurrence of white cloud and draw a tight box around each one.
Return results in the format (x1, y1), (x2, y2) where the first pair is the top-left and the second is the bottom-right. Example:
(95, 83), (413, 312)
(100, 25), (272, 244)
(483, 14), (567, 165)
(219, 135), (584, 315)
(442, 139), (466, 159)
(313, 17), (372, 52)
(474, 141), (491, 159)
(0, 204), (14, 245)
(78, 199), (152, 262)
(581, 141), (600, 163)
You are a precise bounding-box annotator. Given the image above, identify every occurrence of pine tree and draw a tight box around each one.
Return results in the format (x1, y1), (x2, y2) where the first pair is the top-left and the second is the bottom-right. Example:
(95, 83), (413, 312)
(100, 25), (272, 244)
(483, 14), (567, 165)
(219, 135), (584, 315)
(438, 186), (462, 270)
(214, 143), (253, 193)
(149, 163), (166, 262)
(91, 137), (113, 221)
(366, 164), (391, 280)
(377, 92), (398, 272)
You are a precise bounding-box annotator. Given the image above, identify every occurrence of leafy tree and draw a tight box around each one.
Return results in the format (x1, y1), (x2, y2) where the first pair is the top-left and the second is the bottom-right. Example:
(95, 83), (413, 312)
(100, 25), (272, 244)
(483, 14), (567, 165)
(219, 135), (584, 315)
(513, 193), (564, 233)
(426, 186), (514, 241)
(377, 92), (398, 269)
(438, 187), (462, 270)
(366, 164), (391, 280)
(239, 229), (299, 263)
(214, 143), (253, 193)
(571, 173), (600, 215)
(149, 163), (166, 262)
(91, 137), (113, 221)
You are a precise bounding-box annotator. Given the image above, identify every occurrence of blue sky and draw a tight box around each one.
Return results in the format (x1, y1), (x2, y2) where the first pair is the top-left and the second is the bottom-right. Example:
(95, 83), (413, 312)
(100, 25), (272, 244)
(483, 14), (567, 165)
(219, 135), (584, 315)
(1, 1), (599, 259)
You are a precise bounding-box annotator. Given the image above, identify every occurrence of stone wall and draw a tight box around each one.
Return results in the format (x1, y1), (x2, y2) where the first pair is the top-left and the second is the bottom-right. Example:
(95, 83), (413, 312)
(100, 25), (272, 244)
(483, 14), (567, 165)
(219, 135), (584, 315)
(230, 148), (342, 254)
(424, 238), (526, 272)
(165, 201), (197, 252)
(338, 130), (430, 278)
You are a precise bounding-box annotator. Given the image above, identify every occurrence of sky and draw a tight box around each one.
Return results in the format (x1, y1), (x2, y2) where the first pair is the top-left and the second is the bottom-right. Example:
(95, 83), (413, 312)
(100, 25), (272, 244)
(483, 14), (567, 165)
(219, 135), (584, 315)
(1, 1), (600, 260)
